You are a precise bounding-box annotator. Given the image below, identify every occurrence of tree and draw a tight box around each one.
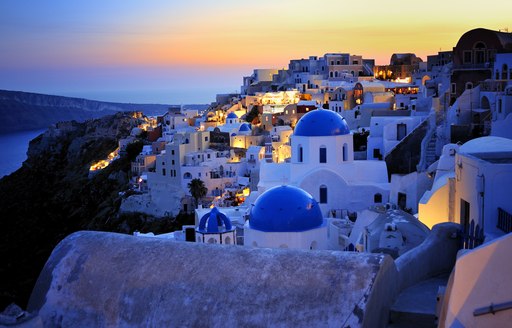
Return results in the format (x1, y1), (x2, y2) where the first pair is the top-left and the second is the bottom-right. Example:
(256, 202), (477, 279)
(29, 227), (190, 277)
(187, 178), (208, 208)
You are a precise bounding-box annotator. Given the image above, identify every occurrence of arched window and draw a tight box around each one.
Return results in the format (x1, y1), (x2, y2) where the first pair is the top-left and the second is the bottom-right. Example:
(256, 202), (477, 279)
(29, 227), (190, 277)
(342, 143), (348, 161)
(465, 82), (473, 90)
(374, 193), (382, 203)
(183, 172), (192, 179)
(319, 146), (327, 163)
(310, 241), (318, 250)
(224, 236), (231, 245)
(197, 236), (202, 242)
(207, 237), (216, 244)
(298, 145), (303, 162)
(319, 185), (327, 204)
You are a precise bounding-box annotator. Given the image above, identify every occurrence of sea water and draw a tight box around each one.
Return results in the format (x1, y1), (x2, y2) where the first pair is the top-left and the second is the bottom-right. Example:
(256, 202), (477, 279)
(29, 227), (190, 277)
(0, 129), (46, 178)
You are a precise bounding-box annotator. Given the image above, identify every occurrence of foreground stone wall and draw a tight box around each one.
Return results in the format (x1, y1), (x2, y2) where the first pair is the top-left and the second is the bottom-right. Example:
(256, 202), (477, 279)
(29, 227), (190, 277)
(27, 231), (398, 327)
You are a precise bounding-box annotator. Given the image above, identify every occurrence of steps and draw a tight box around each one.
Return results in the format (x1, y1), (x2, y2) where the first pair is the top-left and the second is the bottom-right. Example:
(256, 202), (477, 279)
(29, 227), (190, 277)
(387, 275), (448, 328)
(425, 132), (438, 168)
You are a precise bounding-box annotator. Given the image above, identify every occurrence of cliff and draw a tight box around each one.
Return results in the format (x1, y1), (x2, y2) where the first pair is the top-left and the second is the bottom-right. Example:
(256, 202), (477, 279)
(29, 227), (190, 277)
(0, 90), (174, 134)
(0, 112), (190, 310)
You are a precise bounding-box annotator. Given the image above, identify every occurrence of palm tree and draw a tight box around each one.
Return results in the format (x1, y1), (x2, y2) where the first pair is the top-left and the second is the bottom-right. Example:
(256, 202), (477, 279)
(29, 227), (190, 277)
(187, 178), (208, 208)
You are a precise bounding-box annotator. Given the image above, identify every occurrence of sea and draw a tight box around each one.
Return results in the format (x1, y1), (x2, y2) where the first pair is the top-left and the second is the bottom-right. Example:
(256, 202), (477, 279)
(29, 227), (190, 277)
(0, 129), (46, 178)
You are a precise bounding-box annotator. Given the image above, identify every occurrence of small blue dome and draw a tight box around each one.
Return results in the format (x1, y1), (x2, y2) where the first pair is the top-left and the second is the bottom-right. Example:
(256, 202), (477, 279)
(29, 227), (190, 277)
(197, 207), (233, 233)
(226, 112), (238, 119)
(294, 110), (350, 136)
(239, 123), (251, 132)
(250, 185), (323, 232)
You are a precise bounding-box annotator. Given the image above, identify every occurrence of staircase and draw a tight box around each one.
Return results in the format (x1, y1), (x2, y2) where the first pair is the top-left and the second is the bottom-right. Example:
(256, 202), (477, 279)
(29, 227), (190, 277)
(387, 275), (448, 328)
(425, 131), (438, 168)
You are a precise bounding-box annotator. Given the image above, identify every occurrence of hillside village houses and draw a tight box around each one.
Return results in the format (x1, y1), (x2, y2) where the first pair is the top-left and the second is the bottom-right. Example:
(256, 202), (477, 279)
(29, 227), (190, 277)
(28, 27), (512, 327)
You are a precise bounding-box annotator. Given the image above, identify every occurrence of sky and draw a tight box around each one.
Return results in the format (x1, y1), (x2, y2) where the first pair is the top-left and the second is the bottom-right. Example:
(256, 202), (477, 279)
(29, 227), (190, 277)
(0, 0), (510, 104)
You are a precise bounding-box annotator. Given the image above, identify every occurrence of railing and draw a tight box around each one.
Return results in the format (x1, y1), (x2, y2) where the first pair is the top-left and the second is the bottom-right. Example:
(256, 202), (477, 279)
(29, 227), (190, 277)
(474, 300), (512, 317)
(459, 219), (485, 250)
(497, 207), (512, 233)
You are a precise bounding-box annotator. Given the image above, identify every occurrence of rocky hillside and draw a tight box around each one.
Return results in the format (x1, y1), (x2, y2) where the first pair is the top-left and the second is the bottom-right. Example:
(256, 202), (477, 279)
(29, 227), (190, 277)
(0, 90), (174, 134)
(0, 112), (192, 310)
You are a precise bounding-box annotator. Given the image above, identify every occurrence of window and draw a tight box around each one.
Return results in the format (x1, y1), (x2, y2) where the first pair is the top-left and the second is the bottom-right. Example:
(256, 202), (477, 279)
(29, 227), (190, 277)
(298, 145), (303, 162)
(373, 148), (382, 160)
(398, 192), (407, 210)
(319, 146), (327, 163)
(319, 185), (327, 204)
(184, 172), (192, 179)
(397, 123), (407, 140)
(451, 83), (456, 95)
(465, 82), (473, 90)
(172, 160), (175, 165)
(171, 150), (175, 155)
(463, 51), (472, 64)
(205, 136), (209, 142)
(162, 168), (166, 176)
(343, 143), (348, 161)
(460, 199), (470, 232)
(374, 193), (382, 203)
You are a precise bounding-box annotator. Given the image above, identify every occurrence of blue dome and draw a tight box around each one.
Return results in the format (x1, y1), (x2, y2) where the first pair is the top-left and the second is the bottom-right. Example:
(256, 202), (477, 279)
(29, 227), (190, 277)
(239, 123), (251, 132)
(226, 112), (238, 119)
(250, 185), (323, 232)
(197, 207), (233, 233)
(294, 109), (350, 136)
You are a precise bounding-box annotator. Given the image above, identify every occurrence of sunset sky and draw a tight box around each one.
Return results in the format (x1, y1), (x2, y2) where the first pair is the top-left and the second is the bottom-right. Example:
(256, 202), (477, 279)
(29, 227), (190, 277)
(0, 0), (510, 104)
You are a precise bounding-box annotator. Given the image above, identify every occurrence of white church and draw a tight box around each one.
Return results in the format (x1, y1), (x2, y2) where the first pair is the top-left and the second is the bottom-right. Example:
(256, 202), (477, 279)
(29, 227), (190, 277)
(258, 109), (390, 217)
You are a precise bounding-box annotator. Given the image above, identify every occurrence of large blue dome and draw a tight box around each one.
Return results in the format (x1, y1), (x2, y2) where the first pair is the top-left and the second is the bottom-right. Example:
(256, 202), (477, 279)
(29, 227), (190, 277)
(294, 109), (350, 136)
(249, 185), (324, 232)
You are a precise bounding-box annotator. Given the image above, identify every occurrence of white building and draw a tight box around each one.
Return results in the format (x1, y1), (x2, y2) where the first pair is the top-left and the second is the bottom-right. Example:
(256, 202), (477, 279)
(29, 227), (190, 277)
(367, 115), (425, 160)
(419, 136), (512, 241)
(258, 109), (389, 216)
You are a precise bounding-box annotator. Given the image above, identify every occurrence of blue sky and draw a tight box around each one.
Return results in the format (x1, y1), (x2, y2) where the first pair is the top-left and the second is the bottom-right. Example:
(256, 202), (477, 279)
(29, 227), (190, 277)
(1, 0), (511, 104)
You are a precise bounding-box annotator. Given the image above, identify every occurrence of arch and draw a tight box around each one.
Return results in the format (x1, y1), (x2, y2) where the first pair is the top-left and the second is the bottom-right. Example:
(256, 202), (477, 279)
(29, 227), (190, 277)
(252, 241), (258, 247)
(473, 41), (487, 49)
(298, 144), (303, 162)
(342, 143), (348, 162)
(207, 237), (216, 244)
(224, 236), (231, 245)
(310, 241), (318, 250)
(374, 193), (383, 203)
(421, 75), (431, 86)
(196, 236), (202, 242)
(465, 82), (473, 90)
(319, 185), (327, 204)
(183, 172), (192, 179)
(319, 146), (327, 163)
(481, 96), (490, 110)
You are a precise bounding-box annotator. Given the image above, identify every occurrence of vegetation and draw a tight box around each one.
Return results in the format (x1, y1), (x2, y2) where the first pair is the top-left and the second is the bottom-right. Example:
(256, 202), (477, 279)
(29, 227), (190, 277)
(0, 113), (181, 309)
(245, 106), (260, 124)
(187, 178), (208, 208)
